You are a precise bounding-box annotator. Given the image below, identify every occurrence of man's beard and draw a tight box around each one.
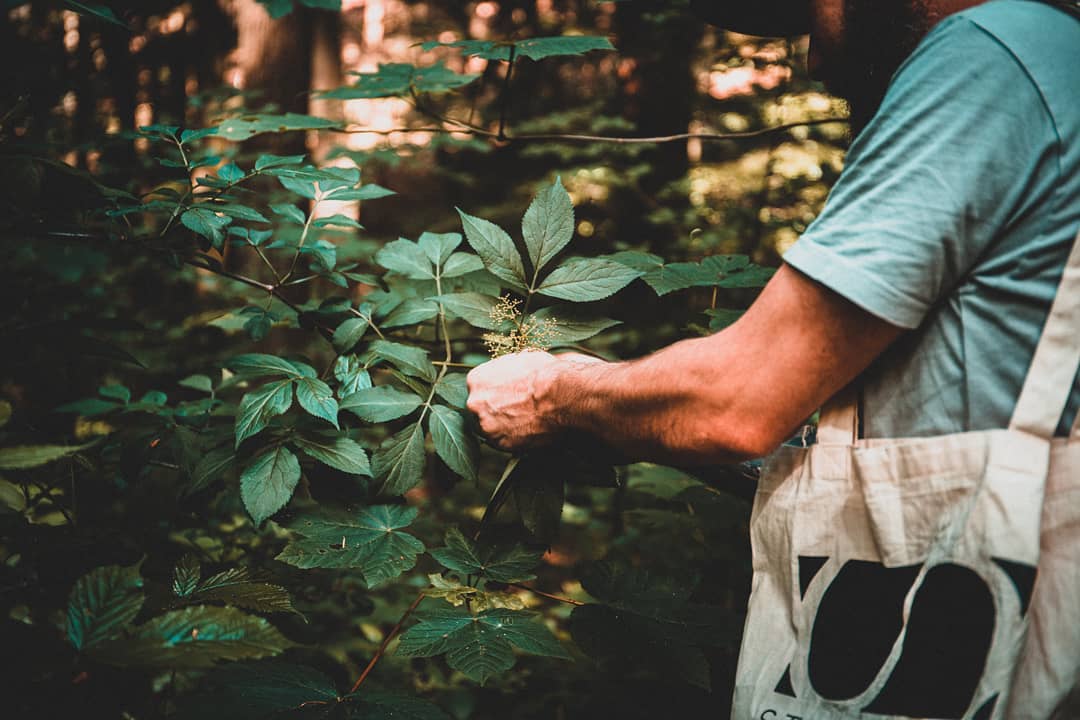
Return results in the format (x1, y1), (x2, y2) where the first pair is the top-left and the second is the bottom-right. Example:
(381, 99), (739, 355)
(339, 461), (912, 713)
(822, 0), (931, 135)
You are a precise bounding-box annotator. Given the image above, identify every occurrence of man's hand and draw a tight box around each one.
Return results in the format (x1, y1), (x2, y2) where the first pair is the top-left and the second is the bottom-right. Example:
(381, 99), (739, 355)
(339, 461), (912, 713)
(466, 351), (605, 452)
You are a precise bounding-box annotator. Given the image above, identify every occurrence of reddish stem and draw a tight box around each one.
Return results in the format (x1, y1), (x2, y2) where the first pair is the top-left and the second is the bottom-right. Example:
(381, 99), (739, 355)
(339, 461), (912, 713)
(348, 591), (426, 694)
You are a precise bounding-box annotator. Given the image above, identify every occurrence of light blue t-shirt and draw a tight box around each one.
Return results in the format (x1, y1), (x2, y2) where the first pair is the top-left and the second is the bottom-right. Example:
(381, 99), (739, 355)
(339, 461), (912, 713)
(784, 0), (1080, 438)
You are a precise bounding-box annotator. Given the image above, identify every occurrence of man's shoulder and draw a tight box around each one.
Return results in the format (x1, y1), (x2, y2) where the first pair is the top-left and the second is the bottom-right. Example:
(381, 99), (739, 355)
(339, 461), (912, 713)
(951, 1), (1080, 67)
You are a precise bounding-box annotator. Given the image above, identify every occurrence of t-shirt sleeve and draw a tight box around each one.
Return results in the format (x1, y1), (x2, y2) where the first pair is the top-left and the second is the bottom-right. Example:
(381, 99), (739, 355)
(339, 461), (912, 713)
(783, 15), (1058, 329)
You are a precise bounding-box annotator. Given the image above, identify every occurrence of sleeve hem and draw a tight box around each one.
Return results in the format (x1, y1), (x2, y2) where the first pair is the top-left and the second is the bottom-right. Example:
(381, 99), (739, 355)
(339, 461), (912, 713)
(783, 238), (926, 330)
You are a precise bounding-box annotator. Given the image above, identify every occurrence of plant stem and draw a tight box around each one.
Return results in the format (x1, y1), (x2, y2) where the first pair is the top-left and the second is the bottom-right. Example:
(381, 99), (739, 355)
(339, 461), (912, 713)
(507, 582), (584, 606)
(348, 591), (426, 694)
(282, 198), (319, 283)
(496, 46), (516, 141)
(338, 116), (849, 144)
(349, 306), (385, 340)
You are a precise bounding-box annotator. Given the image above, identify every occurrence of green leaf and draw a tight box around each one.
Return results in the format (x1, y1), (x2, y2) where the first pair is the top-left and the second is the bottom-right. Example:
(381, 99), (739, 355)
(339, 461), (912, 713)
(372, 422), (427, 495)
(184, 567), (297, 615)
(429, 292), (500, 330)
(254, 153), (306, 171)
(179, 127), (218, 144)
(234, 379), (293, 448)
(278, 174), (318, 199)
(270, 202), (305, 225)
(67, 564), (145, 651)
(422, 35), (614, 62)
(321, 63), (413, 99)
(189, 446), (235, 494)
(568, 561), (734, 690)
(522, 177), (574, 273)
(0, 441), (95, 470)
(375, 238), (434, 279)
(276, 506), (424, 587)
(227, 354), (308, 379)
(371, 340), (437, 382)
(215, 203), (269, 223)
(532, 307), (620, 344)
(240, 446), (301, 525)
(334, 355), (372, 398)
(536, 258), (642, 302)
(323, 61), (479, 99)
(179, 374), (214, 393)
(177, 661), (338, 720)
(397, 606), (569, 685)
(428, 405), (478, 483)
(410, 61), (482, 93)
(332, 317), (369, 355)
(705, 307), (744, 330)
(495, 453), (566, 542)
(383, 299), (440, 328)
(294, 434), (371, 476)
(181, 207), (232, 247)
(218, 162), (245, 183)
(614, 253), (775, 296)
(513, 35), (615, 60)
(441, 252), (486, 278)
(298, 0), (341, 10)
(312, 213), (362, 229)
(62, 2), (129, 28)
(173, 556), (201, 598)
(99, 384), (131, 404)
(346, 691), (452, 720)
(457, 210), (528, 291)
(434, 373), (469, 409)
(325, 184), (395, 201)
(429, 528), (544, 583)
(296, 377), (340, 428)
(91, 606), (293, 669)
(215, 113), (340, 142)
(419, 231), (463, 266)
(339, 386), (423, 423)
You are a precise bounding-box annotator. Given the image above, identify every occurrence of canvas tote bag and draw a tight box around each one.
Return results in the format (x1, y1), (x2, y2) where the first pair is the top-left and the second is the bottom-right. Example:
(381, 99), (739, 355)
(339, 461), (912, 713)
(732, 229), (1080, 720)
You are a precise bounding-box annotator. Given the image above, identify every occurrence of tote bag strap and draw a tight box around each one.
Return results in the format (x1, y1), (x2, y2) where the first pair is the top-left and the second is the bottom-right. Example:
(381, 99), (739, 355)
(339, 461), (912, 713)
(817, 385), (859, 445)
(1010, 226), (1080, 438)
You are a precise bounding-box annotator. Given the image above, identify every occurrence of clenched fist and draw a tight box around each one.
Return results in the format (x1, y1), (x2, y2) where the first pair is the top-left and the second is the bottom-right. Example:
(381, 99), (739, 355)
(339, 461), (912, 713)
(465, 351), (605, 452)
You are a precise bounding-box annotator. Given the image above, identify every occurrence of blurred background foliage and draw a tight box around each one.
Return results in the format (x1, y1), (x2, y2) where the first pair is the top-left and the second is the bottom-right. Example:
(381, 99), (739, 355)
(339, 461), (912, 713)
(0, 1), (849, 717)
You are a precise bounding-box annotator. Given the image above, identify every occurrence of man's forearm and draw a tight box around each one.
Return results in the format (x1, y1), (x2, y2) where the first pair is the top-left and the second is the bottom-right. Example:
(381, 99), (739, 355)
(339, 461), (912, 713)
(466, 265), (904, 466)
(538, 337), (773, 465)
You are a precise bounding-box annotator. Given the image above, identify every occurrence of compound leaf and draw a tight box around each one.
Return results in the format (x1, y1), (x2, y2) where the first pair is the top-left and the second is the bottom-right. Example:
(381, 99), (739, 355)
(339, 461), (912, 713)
(397, 606), (568, 685)
(429, 528), (543, 583)
(276, 506), (424, 587)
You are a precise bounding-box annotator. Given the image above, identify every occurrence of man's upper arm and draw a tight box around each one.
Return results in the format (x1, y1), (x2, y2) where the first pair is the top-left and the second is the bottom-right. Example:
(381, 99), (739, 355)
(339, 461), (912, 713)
(715, 264), (903, 452)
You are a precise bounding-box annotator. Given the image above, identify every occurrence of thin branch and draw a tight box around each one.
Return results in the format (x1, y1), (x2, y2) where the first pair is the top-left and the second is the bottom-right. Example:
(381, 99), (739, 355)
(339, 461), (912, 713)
(507, 582), (585, 606)
(496, 46), (516, 141)
(336, 116), (848, 144)
(349, 591), (426, 694)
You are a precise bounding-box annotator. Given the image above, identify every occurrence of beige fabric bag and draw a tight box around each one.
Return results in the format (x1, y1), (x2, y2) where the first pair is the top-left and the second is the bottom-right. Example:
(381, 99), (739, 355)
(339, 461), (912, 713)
(732, 230), (1080, 720)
